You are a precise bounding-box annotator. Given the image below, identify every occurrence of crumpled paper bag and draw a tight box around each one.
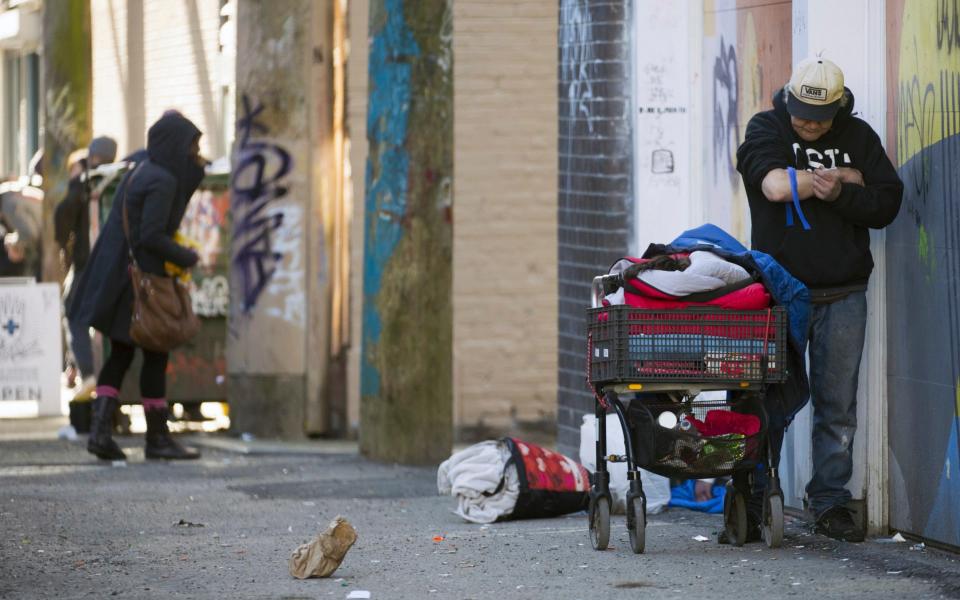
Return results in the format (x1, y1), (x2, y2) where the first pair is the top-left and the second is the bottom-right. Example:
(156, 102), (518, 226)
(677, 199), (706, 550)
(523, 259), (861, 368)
(289, 516), (358, 579)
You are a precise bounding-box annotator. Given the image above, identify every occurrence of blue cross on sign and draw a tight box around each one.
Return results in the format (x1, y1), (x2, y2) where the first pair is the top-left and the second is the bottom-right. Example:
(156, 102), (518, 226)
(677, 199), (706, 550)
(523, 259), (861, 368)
(3, 318), (19, 336)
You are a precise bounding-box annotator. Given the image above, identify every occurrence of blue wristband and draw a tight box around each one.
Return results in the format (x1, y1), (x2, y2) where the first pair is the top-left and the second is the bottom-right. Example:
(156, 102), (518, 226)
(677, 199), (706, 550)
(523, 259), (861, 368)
(786, 167), (812, 230)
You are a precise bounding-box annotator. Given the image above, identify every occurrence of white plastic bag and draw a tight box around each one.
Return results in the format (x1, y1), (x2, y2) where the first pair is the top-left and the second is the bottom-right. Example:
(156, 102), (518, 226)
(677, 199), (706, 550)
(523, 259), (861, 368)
(579, 413), (671, 514)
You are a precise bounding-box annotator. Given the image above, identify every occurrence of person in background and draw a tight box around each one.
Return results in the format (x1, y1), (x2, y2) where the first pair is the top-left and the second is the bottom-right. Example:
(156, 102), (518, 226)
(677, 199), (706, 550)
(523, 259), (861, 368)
(736, 56), (902, 542)
(0, 213), (26, 277)
(68, 113), (205, 461)
(55, 137), (118, 401)
(694, 479), (715, 502)
(0, 159), (43, 280)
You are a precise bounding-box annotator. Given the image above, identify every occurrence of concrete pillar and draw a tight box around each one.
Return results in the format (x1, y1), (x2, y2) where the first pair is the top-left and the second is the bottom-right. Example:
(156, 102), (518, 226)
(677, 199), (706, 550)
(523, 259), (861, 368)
(41, 0), (92, 283)
(359, 0), (453, 464)
(229, 0), (342, 438)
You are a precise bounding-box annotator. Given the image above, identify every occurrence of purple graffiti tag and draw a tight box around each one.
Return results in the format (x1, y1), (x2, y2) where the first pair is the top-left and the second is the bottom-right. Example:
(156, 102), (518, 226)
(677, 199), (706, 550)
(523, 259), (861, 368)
(232, 95), (293, 312)
(712, 37), (739, 187)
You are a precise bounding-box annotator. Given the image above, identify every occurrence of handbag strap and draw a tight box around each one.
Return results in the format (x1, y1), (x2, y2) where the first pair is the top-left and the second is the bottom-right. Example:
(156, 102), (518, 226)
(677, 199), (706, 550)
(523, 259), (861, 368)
(120, 164), (143, 269)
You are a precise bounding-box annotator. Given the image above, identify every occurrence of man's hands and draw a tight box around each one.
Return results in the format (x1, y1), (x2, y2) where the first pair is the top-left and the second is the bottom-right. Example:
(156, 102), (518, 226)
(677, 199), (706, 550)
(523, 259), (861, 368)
(812, 168), (842, 202)
(813, 167), (864, 202)
(763, 166), (865, 204)
(836, 167), (865, 186)
(694, 479), (714, 503)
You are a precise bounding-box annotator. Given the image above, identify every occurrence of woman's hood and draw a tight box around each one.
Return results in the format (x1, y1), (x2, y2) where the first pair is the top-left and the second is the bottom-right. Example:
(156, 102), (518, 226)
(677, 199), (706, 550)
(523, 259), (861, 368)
(146, 112), (201, 175)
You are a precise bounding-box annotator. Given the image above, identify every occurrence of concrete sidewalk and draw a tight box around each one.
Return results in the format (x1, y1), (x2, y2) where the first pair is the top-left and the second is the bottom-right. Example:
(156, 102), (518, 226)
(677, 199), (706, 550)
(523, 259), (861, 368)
(0, 419), (958, 599)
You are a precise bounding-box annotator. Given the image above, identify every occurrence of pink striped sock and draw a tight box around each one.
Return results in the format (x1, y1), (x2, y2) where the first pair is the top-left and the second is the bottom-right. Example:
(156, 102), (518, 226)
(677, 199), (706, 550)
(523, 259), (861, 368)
(95, 385), (119, 398)
(142, 398), (167, 412)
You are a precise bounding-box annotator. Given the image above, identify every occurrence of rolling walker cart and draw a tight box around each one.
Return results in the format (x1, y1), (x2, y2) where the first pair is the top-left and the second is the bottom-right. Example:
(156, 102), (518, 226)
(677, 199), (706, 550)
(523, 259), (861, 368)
(585, 272), (790, 553)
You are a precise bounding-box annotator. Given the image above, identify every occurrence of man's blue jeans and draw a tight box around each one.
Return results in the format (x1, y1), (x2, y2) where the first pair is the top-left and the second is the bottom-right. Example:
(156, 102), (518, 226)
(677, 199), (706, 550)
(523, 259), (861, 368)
(805, 291), (867, 517)
(67, 316), (95, 378)
(63, 266), (95, 379)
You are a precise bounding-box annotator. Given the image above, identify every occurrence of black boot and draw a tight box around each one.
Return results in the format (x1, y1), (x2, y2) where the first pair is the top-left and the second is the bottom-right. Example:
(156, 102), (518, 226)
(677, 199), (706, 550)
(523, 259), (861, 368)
(87, 396), (127, 460)
(144, 407), (200, 460)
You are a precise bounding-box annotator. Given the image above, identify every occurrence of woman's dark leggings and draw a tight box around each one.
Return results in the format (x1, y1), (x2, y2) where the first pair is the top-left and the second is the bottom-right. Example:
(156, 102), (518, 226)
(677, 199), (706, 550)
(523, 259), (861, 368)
(96, 339), (169, 399)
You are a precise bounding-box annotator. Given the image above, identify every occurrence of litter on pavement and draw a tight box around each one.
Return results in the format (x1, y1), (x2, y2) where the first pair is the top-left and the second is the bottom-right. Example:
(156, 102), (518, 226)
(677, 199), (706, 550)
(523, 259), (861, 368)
(174, 519), (205, 528)
(288, 515), (358, 579)
(56, 425), (78, 441)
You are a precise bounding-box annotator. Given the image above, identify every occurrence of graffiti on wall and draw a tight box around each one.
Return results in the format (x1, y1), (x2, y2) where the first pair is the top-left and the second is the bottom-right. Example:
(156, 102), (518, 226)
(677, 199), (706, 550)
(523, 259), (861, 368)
(702, 7), (790, 244)
(936, 0), (960, 52)
(179, 188), (231, 318)
(885, 0), (960, 547)
(231, 94), (303, 325)
(560, 0), (595, 135)
(712, 36), (739, 188)
(182, 189), (229, 268)
(191, 275), (229, 318)
(558, 0), (601, 224)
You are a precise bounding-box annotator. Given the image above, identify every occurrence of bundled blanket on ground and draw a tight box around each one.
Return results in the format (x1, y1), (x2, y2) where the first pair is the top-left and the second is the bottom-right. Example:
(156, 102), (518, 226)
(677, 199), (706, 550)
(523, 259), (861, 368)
(437, 438), (591, 524)
(437, 441), (518, 523)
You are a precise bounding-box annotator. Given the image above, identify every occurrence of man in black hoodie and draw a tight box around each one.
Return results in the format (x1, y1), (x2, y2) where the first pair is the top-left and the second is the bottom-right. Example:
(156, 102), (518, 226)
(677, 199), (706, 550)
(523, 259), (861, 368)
(736, 57), (903, 542)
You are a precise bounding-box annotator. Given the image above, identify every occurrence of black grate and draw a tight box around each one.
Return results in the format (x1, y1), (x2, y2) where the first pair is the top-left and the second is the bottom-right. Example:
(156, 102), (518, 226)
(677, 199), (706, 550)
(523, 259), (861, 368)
(587, 306), (788, 386)
(627, 393), (767, 479)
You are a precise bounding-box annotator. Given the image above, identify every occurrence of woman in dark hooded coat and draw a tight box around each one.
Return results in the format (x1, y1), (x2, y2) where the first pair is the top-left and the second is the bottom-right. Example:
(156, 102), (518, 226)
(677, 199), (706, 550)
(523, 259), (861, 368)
(69, 112), (205, 461)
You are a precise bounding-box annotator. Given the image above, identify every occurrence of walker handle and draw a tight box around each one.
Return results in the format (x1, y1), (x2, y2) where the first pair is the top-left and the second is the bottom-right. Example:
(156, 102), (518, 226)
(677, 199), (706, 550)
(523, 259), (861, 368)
(590, 274), (623, 308)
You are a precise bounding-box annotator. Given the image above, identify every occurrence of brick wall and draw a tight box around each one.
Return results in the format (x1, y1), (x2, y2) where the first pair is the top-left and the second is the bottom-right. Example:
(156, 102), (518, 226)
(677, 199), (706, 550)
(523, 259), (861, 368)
(557, 0), (632, 457)
(452, 0), (558, 437)
(91, 0), (225, 159)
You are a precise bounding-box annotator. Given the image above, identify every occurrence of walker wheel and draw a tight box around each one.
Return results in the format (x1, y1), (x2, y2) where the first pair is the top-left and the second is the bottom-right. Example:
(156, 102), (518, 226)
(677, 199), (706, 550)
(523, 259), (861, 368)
(589, 495), (610, 551)
(763, 494), (784, 548)
(723, 482), (747, 547)
(627, 496), (646, 554)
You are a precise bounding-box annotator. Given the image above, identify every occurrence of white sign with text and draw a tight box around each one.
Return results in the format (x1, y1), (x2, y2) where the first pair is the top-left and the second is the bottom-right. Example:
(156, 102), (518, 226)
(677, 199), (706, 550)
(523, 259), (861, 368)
(0, 281), (62, 417)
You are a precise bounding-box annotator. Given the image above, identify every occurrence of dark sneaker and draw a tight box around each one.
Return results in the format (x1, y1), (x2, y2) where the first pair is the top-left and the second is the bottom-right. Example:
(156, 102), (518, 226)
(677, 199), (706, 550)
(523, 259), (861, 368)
(717, 510), (762, 544)
(815, 506), (864, 542)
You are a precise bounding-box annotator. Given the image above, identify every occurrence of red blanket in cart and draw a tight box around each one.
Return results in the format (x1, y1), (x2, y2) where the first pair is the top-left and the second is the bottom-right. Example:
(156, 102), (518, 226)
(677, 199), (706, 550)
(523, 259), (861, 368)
(616, 254), (772, 310)
(599, 255), (779, 377)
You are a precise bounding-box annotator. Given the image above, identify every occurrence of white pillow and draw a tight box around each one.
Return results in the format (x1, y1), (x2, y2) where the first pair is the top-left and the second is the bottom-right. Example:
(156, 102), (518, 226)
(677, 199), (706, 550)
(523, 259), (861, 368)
(685, 250), (751, 285)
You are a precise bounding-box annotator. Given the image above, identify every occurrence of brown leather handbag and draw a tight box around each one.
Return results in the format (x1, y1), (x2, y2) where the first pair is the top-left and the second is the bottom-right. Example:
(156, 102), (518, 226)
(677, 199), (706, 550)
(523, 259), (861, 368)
(121, 167), (201, 352)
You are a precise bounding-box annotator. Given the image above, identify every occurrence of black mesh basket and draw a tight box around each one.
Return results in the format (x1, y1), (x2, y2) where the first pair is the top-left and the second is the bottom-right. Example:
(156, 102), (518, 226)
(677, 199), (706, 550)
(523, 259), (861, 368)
(627, 393), (767, 479)
(587, 305), (788, 386)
